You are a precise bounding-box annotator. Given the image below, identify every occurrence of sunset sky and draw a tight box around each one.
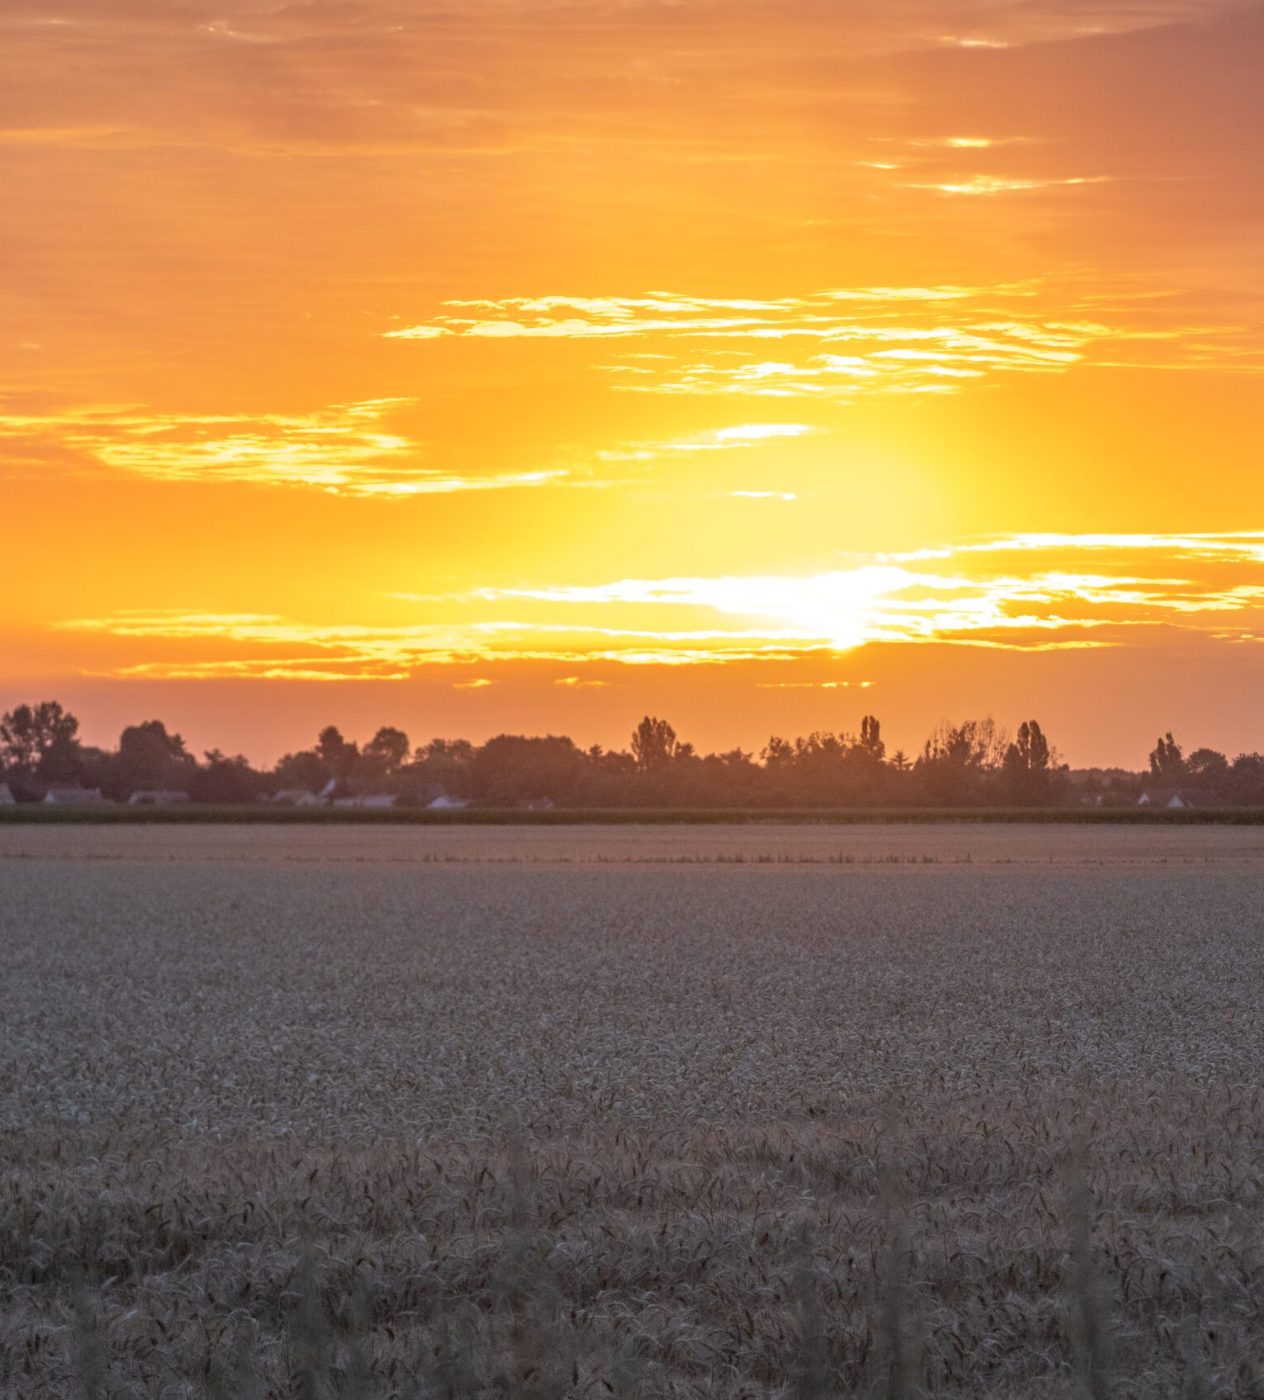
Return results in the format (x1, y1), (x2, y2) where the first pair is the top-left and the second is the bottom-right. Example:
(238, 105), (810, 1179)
(3, 0), (1262, 766)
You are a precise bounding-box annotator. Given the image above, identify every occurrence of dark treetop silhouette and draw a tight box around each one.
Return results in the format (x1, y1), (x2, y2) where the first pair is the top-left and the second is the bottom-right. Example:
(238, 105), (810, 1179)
(3, 701), (1259, 809)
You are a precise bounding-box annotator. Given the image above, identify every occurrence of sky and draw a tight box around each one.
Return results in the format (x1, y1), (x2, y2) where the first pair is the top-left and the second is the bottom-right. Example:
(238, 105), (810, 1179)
(2, 0), (1262, 766)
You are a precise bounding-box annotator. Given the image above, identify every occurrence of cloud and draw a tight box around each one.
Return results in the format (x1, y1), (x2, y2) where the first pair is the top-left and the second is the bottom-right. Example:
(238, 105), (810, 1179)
(0, 399), (570, 496)
(903, 174), (1111, 195)
(388, 282), (1253, 402)
(61, 533), (1264, 680)
(596, 422), (814, 462)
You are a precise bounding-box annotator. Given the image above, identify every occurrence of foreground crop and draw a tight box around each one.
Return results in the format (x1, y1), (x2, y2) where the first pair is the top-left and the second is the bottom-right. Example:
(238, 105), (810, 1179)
(1, 828), (1261, 1396)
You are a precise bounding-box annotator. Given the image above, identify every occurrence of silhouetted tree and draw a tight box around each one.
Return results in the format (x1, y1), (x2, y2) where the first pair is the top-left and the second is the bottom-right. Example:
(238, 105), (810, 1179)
(21, 697), (1256, 813)
(859, 714), (885, 762)
(468, 734), (584, 803)
(0, 701), (81, 785)
(631, 716), (678, 772)
(272, 749), (329, 794)
(363, 726), (410, 775)
(316, 725), (359, 779)
(1003, 719), (1053, 804)
(916, 718), (1007, 806)
(1148, 733), (1185, 782)
(761, 736), (795, 769)
(1226, 752), (1264, 806)
(188, 750), (263, 804)
(1185, 747), (1228, 788)
(406, 738), (475, 798)
(108, 719), (195, 799)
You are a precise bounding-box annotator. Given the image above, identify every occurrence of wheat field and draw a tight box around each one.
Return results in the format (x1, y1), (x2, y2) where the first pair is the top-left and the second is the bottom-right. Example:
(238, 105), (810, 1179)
(1, 824), (1262, 1397)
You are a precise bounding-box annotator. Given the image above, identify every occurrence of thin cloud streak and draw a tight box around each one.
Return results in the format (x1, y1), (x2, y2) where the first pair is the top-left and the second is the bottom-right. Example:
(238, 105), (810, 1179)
(0, 400), (570, 496)
(389, 283), (1252, 402)
(60, 533), (1264, 681)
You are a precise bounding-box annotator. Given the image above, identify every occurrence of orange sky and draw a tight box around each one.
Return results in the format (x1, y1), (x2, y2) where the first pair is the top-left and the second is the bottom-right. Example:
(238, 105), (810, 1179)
(2, 0), (1262, 766)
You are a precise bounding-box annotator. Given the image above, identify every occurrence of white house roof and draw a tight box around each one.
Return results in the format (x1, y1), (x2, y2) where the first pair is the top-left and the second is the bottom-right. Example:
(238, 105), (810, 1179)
(43, 786), (109, 805)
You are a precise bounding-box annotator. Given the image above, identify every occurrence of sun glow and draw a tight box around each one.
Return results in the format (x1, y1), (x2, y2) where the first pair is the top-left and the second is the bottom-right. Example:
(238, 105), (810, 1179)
(2, 0), (1261, 760)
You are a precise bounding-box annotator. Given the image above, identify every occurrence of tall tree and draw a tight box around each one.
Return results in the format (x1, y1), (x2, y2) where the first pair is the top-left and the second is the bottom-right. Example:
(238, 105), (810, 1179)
(858, 714), (885, 762)
(631, 716), (678, 772)
(0, 701), (80, 777)
(316, 725), (360, 779)
(1148, 733), (1185, 782)
(364, 726), (410, 774)
(1003, 720), (1052, 803)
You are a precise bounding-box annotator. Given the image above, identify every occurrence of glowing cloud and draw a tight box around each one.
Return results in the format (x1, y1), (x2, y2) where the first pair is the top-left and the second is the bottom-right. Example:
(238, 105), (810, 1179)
(60, 534), (1264, 682)
(0, 401), (569, 496)
(388, 282), (1247, 403)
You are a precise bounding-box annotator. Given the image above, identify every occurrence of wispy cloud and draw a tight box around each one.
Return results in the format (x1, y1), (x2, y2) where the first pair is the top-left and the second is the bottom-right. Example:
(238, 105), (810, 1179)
(0, 400), (568, 496)
(389, 283), (1251, 402)
(596, 422), (814, 462)
(904, 175), (1111, 196)
(61, 533), (1264, 680)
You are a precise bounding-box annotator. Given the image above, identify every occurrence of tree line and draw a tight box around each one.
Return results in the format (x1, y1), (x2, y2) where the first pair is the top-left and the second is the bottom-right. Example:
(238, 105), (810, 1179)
(1, 700), (1260, 808)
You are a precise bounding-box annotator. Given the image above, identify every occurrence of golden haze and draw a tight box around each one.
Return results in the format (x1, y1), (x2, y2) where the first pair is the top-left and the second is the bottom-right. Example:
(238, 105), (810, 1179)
(2, 1), (1262, 764)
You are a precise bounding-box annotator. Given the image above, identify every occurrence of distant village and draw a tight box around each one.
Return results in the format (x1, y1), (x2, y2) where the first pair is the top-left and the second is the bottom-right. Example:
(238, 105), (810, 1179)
(0, 702), (1257, 811)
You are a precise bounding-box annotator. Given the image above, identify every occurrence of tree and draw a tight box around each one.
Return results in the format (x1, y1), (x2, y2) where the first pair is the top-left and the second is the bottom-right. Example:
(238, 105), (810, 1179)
(363, 726), (410, 775)
(761, 736), (795, 769)
(1227, 752), (1264, 806)
(408, 738), (476, 797)
(0, 701), (80, 778)
(272, 749), (329, 794)
(1003, 720), (1053, 804)
(1185, 747), (1228, 787)
(631, 716), (678, 772)
(316, 725), (359, 779)
(1148, 733), (1185, 782)
(109, 719), (195, 798)
(858, 714), (885, 762)
(916, 718), (1008, 805)
(188, 751), (262, 804)
(468, 734), (585, 803)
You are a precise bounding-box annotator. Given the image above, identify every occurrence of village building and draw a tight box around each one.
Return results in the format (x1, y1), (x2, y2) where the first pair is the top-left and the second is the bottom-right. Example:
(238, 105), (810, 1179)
(42, 786), (110, 806)
(127, 790), (191, 806)
(1136, 789), (1217, 810)
(269, 788), (322, 807)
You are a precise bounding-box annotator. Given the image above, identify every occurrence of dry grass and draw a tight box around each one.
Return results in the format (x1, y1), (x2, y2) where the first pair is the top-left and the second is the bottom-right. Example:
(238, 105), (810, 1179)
(1, 827), (1262, 1396)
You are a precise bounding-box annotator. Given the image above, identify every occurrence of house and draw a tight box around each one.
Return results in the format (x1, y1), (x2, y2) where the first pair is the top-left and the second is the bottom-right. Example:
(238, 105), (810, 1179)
(128, 789), (191, 806)
(270, 788), (322, 807)
(1137, 789), (1216, 810)
(43, 786), (110, 806)
(332, 794), (399, 810)
(427, 794), (470, 810)
(0, 783), (15, 806)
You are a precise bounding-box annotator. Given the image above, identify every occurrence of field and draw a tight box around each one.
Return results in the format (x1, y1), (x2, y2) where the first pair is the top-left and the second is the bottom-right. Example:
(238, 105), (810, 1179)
(2, 824), (1262, 1397)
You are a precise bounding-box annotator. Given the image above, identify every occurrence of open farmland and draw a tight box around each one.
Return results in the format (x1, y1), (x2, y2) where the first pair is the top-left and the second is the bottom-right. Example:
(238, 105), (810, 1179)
(1, 825), (1262, 1397)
